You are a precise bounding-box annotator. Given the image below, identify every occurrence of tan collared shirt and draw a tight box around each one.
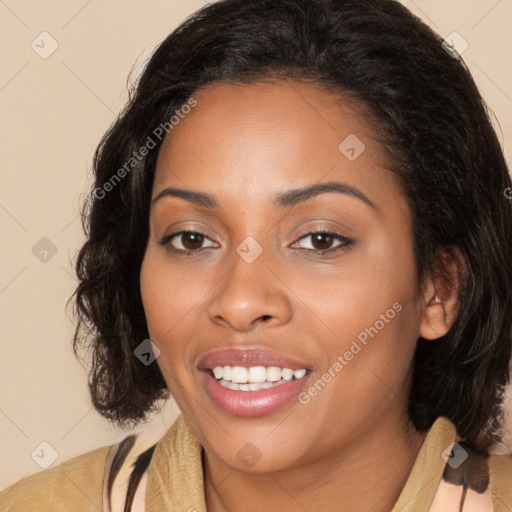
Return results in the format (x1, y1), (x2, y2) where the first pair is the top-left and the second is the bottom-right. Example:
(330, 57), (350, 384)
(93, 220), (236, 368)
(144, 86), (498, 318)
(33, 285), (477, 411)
(1, 414), (511, 511)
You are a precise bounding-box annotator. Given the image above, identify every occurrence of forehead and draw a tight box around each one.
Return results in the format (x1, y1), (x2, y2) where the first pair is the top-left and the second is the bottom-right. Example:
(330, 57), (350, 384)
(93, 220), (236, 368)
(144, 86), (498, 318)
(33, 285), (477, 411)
(153, 80), (399, 207)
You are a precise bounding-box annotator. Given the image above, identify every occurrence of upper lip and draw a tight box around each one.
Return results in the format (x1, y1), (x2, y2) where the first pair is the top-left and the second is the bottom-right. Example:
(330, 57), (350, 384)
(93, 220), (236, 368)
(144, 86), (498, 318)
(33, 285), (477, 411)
(198, 347), (311, 371)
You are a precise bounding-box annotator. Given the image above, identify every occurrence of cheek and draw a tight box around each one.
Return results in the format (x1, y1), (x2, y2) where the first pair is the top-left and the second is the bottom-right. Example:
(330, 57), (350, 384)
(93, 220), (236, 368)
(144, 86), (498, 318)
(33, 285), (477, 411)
(302, 258), (412, 346)
(141, 249), (193, 329)
(140, 251), (202, 402)
(139, 250), (201, 364)
(140, 253), (171, 337)
(306, 233), (419, 385)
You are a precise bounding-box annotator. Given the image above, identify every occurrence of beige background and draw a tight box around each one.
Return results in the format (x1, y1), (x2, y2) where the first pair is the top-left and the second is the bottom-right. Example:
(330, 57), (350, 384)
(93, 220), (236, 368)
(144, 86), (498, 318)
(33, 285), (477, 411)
(1, 0), (511, 490)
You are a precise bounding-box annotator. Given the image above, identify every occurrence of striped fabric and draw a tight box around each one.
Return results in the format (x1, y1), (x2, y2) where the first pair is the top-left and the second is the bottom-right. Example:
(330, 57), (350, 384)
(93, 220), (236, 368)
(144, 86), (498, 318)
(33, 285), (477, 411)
(1, 414), (510, 510)
(103, 414), (512, 512)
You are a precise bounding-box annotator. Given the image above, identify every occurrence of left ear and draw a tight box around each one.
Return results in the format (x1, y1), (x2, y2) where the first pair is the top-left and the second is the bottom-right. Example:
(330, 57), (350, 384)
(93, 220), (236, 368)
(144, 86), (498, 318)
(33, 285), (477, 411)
(419, 247), (467, 340)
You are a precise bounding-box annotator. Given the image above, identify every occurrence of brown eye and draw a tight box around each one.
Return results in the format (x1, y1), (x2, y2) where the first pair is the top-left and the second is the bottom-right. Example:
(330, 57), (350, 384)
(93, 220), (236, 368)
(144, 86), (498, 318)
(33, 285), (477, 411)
(293, 231), (353, 253)
(311, 233), (335, 251)
(180, 232), (205, 250)
(159, 230), (217, 253)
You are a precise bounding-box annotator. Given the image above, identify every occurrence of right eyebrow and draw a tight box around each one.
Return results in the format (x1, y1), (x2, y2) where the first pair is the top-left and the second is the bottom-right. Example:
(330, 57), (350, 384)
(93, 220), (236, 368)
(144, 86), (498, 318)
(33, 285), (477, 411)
(150, 187), (219, 210)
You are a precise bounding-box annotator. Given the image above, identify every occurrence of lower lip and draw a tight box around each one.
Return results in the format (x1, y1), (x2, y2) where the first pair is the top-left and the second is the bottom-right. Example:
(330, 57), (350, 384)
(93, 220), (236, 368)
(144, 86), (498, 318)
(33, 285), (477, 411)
(201, 371), (311, 418)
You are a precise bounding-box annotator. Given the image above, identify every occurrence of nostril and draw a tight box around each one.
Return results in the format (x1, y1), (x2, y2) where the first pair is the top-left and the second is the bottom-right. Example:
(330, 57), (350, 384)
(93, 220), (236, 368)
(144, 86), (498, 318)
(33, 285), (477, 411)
(261, 315), (272, 322)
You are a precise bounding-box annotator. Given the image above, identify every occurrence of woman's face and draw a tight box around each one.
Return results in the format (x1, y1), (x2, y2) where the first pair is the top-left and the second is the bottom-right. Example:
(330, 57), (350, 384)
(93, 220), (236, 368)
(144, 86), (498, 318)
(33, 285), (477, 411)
(140, 80), (427, 472)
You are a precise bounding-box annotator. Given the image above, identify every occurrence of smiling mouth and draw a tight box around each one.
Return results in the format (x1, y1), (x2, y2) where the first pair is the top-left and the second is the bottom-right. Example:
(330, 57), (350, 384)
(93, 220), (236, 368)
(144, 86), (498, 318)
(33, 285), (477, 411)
(206, 365), (310, 392)
(200, 363), (313, 418)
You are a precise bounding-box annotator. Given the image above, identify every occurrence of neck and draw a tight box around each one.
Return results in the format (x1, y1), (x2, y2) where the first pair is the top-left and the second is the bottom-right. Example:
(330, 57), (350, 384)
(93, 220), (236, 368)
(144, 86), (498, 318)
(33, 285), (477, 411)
(203, 412), (428, 512)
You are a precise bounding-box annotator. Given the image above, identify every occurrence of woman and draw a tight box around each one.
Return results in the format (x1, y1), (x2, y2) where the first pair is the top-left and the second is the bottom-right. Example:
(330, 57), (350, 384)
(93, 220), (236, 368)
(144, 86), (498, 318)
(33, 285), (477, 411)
(1, 0), (511, 510)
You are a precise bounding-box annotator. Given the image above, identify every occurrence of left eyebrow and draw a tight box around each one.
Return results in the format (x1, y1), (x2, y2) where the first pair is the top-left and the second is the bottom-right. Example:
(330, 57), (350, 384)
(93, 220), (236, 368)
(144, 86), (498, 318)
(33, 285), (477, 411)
(150, 181), (377, 211)
(273, 181), (377, 211)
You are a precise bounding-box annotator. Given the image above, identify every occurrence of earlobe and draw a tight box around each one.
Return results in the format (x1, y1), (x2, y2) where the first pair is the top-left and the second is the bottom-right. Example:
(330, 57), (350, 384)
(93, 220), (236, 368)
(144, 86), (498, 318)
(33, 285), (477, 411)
(419, 247), (466, 341)
(419, 294), (450, 340)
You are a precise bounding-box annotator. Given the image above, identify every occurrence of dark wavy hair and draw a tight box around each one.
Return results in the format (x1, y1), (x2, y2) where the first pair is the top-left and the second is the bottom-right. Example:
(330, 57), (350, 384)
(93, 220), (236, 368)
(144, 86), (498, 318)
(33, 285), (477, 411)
(69, 0), (512, 451)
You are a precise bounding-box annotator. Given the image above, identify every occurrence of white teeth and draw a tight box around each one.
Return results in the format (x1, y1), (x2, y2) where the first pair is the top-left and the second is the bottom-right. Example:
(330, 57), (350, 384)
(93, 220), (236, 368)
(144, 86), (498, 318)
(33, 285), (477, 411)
(231, 366), (248, 383)
(266, 366), (283, 381)
(211, 365), (308, 384)
(222, 366), (232, 381)
(248, 366), (267, 383)
(282, 368), (294, 381)
(293, 369), (307, 379)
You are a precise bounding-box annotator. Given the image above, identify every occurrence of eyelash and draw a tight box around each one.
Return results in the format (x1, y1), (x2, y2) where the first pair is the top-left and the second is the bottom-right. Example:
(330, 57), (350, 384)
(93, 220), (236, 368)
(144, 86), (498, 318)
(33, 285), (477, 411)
(158, 229), (353, 257)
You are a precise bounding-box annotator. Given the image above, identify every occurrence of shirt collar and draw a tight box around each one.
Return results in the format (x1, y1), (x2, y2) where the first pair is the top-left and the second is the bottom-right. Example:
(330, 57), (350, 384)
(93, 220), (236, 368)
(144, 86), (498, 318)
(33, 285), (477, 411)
(145, 414), (456, 512)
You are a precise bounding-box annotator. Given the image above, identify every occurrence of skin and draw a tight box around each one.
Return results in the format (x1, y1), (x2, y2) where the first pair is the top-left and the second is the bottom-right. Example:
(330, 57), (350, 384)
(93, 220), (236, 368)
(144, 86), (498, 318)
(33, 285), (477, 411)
(139, 80), (461, 512)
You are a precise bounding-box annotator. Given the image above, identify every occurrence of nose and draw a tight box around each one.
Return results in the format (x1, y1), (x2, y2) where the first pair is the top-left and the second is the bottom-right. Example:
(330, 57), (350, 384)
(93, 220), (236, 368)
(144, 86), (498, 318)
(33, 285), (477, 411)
(206, 246), (293, 333)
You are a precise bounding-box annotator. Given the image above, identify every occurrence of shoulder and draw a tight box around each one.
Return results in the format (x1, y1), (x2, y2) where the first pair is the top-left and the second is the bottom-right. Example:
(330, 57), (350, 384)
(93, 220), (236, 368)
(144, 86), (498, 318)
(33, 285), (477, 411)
(488, 452), (512, 509)
(0, 444), (111, 511)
